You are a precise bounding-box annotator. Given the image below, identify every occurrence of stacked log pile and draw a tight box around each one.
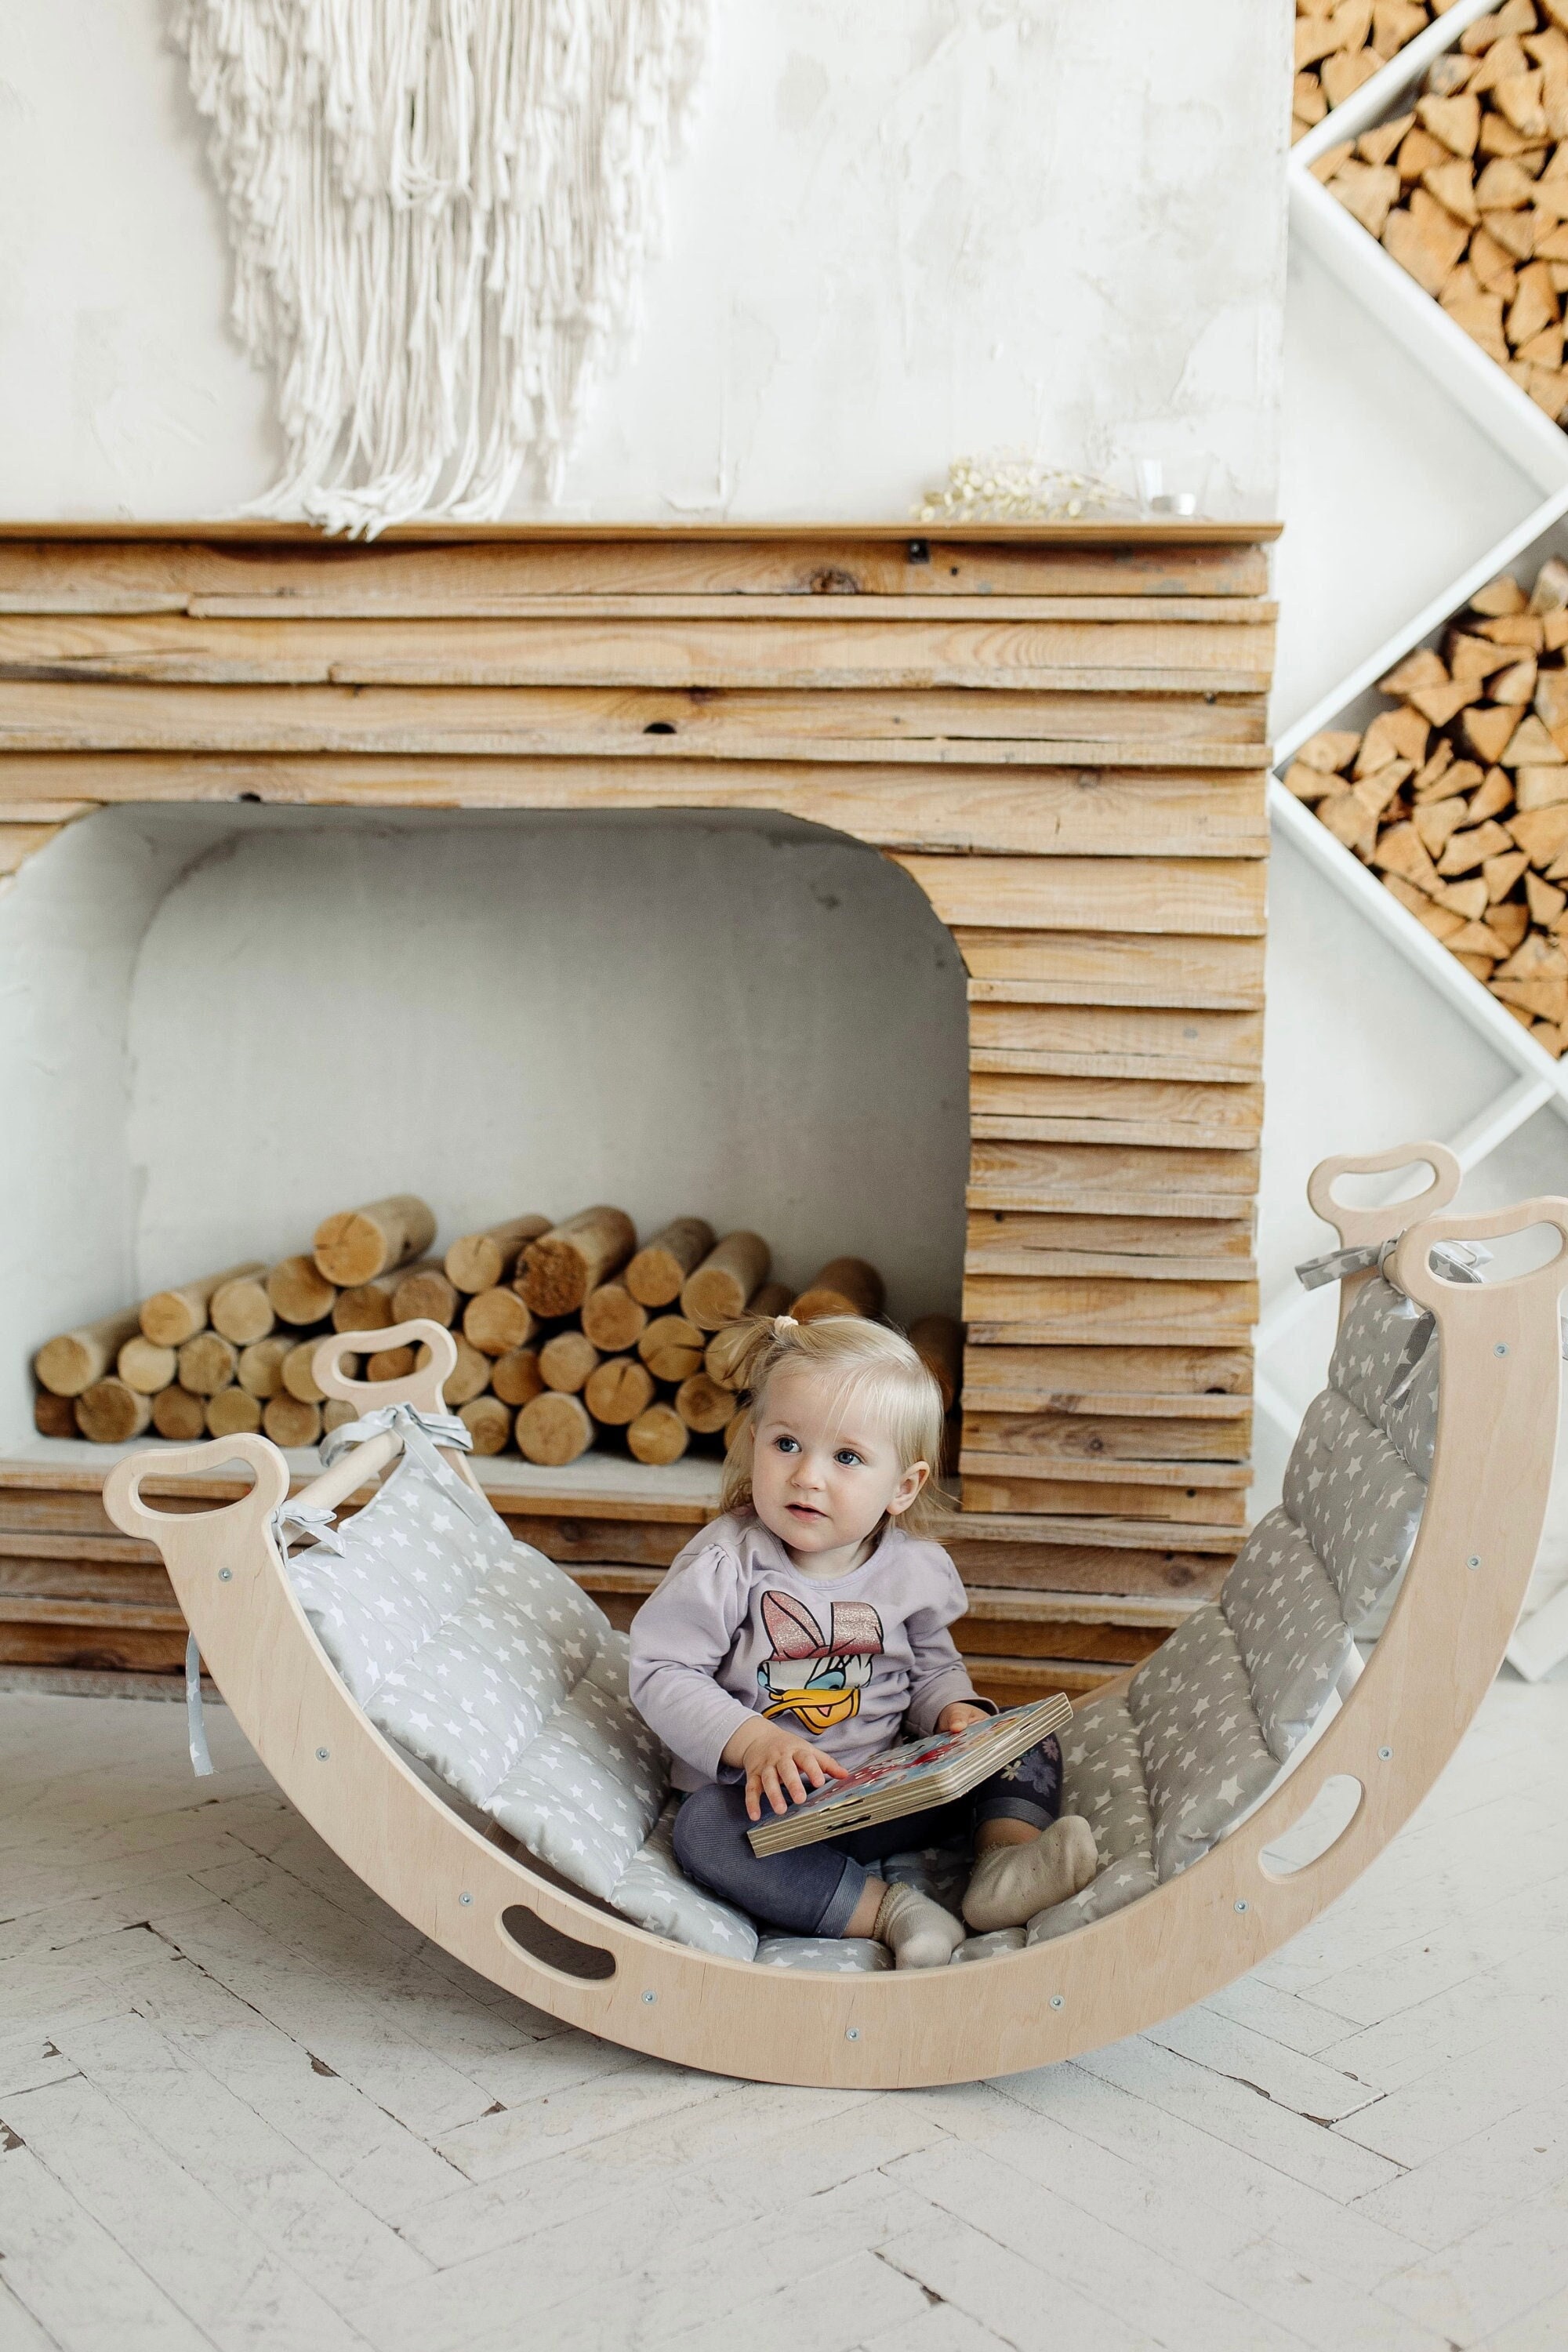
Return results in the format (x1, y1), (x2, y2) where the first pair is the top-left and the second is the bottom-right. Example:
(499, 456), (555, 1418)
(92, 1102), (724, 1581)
(1283, 554), (1568, 1051)
(1316, 0), (1568, 420)
(1293, 0), (1453, 145)
(32, 1197), (963, 1472)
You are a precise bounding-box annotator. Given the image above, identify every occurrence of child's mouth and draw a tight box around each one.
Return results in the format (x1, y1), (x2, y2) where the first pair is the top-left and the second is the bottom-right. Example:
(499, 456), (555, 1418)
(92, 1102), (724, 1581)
(787, 1503), (825, 1520)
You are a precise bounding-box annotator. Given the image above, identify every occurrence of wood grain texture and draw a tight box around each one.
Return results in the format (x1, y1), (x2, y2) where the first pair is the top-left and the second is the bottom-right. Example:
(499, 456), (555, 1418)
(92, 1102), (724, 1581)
(967, 1138), (1261, 1218)
(5, 524), (1278, 1631)
(962, 1273), (1258, 1345)
(956, 926), (1266, 1009)
(895, 855), (1265, 935)
(960, 1470), (1250, 1525)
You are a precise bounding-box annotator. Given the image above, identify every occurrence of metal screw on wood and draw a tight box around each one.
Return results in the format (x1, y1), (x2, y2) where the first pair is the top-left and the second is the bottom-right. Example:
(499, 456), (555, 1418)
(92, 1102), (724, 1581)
(1496, 1343), (1509, 1356)
(642, 1990), (656, 2005)
(1468, 1555), (1482, 1570)
(1235, 1899), (1249, 1913)
(315, 1747), (329, 1760)
(845, 2027), (860, 2041)
(1379, 1746), (1393, 1761)
(218, 1567), (232, 1581)
(1049, 1994), (1065, 2010)
(459, 1892), (472, 1906)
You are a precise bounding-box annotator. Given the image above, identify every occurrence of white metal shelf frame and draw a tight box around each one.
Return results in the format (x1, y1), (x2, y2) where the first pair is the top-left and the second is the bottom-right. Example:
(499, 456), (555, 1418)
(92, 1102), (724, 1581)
(1268, 5), (1568, 1671)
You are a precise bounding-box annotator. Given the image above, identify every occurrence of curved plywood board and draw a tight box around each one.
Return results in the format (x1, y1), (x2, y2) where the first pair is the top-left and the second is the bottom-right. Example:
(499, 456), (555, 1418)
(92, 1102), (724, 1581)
(104, 1179), (1567, 2086)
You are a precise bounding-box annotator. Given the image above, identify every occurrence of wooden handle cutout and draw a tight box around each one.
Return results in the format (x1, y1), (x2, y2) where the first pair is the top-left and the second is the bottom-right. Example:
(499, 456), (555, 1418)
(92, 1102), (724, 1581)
(311, 1319), (456, 1414)
(1306, 1141), (1461, 1251)
(103, 1434), (289, 1547)
(1394, 1198), (1568, 1311)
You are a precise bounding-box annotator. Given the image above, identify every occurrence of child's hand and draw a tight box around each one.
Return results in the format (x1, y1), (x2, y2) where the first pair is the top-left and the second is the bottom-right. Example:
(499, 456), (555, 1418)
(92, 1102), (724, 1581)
(936, 1701), (989, 1733)
(728, 1718), (852, 1821)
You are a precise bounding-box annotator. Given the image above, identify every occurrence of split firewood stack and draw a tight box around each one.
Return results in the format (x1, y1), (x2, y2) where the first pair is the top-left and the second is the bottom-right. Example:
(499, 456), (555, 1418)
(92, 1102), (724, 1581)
(1293, 0), (1449, 147)
(32, 1196), (964, 1471)
(1283, 554), (1568, 1051)
(1316, 0), (1568, 423)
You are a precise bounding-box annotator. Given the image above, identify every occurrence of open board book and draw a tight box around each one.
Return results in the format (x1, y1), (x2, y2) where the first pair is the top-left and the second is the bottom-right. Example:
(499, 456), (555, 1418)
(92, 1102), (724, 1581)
(746, 1692), (1073, 1857)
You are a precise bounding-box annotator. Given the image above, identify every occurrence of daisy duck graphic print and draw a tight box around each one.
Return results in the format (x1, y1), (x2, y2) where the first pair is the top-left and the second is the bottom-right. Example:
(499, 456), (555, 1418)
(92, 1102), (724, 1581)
(756, 1592), (884, 1734)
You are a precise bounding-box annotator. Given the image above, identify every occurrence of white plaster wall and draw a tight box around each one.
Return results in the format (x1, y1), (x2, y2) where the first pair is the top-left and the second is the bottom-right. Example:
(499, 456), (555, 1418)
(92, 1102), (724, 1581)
(0, 806), (968, 1449)
(0, 0), (1290, 521)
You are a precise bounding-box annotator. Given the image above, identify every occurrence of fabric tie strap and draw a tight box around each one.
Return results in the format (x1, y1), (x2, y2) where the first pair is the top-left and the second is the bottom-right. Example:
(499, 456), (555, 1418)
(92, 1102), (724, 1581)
(184, 1633), (214, 1779)
(316, 1402), (492, 1530)
(1381, 1240), (1494, 1407)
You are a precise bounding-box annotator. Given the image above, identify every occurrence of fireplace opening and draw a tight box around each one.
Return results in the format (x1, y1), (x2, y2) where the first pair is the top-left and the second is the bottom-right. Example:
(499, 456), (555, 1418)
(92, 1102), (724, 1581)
(5, 801), (969, 1469)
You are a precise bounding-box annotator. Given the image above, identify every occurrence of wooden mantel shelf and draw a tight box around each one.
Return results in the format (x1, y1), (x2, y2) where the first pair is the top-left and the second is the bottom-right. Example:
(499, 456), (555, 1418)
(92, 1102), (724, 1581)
(0, 518), (1283, 543)
(1, 521), (1277, 1695)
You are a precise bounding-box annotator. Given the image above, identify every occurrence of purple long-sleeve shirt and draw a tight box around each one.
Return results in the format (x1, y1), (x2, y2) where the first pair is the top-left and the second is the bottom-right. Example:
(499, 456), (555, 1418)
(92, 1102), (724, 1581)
(628, 1511), (988, 1790)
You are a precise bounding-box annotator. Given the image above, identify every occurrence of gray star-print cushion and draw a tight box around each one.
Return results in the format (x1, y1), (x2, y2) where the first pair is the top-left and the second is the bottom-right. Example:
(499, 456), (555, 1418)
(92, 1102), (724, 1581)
(1329, 1274), (1432, 1439)
(753, 1936), (891, 1973)
(607, 1799), (758, 1960)
(1029, 1686), (1157, 1942)
(953, 1926), (1026, 1962)
(1282, 1388), (1425, 1634)
(1127, 1606), (1279, 1880)
(1221, 1508), (1355, 1761)
(282, 1444), (750, 1955)
(1026, 1271), (1438, 1940)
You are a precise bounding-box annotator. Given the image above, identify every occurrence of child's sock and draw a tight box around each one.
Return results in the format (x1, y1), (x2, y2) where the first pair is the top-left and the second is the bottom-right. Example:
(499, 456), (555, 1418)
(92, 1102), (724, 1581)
(873, 1880), (967, 1969)
(961, 1816), (1098, 1933)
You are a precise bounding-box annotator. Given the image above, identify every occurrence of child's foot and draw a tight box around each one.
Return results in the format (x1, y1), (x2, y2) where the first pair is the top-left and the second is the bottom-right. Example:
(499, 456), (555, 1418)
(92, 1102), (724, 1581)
(961, 1816), (1098, 1932)
(873, 1880), (967, 1969)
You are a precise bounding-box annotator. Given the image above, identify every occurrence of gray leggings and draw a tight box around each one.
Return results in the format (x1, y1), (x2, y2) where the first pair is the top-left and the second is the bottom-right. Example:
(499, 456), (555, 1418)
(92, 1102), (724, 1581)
(671, 1734), (1064, 1938)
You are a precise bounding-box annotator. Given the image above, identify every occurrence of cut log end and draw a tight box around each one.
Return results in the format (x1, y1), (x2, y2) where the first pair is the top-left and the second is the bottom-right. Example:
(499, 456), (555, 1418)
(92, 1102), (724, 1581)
(459, 1396), (513, 1457)
(140, 1260), (267, 1348)
(312, 1194), (436, 1287)
(675, 1372), (737, 1435)
(539, 1330), (601, 1395)
(627, 1403), (689, 1465)
(580, 1283), (649, 1354)
(176, 1333), (239, 1398)
(638, 1316), (706, 1383)
(624, 1218), (717, 1307)
(491, 1347), (545, 1409)
(463, 1287), (536, 1358)
(583, 1356), (656, 1427)
(210, 1277), (276, 1347)
(519, 1205), (637, 1317)
(444, 1212), (552, 1294)
(116, 1336), (177, 1396)
(34, 1306), (145, 1399)
(267, 1256), (338, 1329)
(263, 1395), (322, 1449)
(516, 1390), (595, 1467)
(74, 1378), (153, 1445)
(205, 1388), (263, 1439)
(790, 1256), (886, 1323)
(681, 1232), (772, 1331)
(151, 1386), (207, 1442)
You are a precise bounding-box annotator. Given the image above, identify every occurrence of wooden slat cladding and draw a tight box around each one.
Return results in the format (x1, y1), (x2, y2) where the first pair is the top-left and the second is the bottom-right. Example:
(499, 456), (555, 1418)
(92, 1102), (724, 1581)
(0, 749), (1265, 862)
(961, 1408), (1252, 1466)
(0, 530), (1274, 605)
(967, 1139), (1260, 1219)
(959, 927), (1265, 1011)
(0, 524), (1274, 1635)
(0, 685), (1268, 757)
(0, 610), (1274, 690)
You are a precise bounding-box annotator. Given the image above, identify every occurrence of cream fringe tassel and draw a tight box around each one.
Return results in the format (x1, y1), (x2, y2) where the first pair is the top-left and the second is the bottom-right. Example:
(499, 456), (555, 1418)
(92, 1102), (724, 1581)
(178, 0), (708, 535)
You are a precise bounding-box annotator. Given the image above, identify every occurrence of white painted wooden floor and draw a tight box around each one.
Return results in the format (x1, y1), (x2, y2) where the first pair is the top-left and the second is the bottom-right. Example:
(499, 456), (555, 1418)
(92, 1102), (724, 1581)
(3, 1681), (1568, 2352)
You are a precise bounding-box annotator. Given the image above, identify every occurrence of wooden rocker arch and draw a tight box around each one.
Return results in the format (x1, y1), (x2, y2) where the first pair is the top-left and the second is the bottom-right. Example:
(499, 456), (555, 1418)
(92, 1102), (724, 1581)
(103, 1145), (1566, 2089)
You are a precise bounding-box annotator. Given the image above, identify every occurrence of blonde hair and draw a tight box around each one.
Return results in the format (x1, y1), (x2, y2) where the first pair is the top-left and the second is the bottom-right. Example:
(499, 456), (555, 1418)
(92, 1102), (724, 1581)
(718, 1313), (949, 1539)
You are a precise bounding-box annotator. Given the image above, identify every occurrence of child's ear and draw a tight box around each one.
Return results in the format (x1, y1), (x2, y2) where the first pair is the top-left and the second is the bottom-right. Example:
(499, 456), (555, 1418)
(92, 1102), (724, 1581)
(886, 1459), (931, 1518)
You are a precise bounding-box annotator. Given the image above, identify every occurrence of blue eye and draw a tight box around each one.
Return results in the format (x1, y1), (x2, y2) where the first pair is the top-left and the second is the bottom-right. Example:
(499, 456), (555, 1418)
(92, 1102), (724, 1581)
(834, 1448), (862, 1467)
(775, 1435), (799, 1454)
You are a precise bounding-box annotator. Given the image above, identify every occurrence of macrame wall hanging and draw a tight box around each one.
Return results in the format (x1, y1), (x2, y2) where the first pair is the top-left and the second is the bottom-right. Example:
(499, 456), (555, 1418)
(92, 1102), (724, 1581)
(180, 1), (709, 535)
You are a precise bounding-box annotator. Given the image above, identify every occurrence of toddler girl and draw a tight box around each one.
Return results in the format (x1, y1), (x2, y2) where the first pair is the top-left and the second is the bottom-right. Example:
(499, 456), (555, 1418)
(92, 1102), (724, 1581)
(629, 1314), (1097, 1968)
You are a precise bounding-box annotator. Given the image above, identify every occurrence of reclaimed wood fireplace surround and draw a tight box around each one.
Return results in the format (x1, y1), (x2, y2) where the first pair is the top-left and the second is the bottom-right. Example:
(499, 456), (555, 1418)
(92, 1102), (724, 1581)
(0, 523), (1277, 1699)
